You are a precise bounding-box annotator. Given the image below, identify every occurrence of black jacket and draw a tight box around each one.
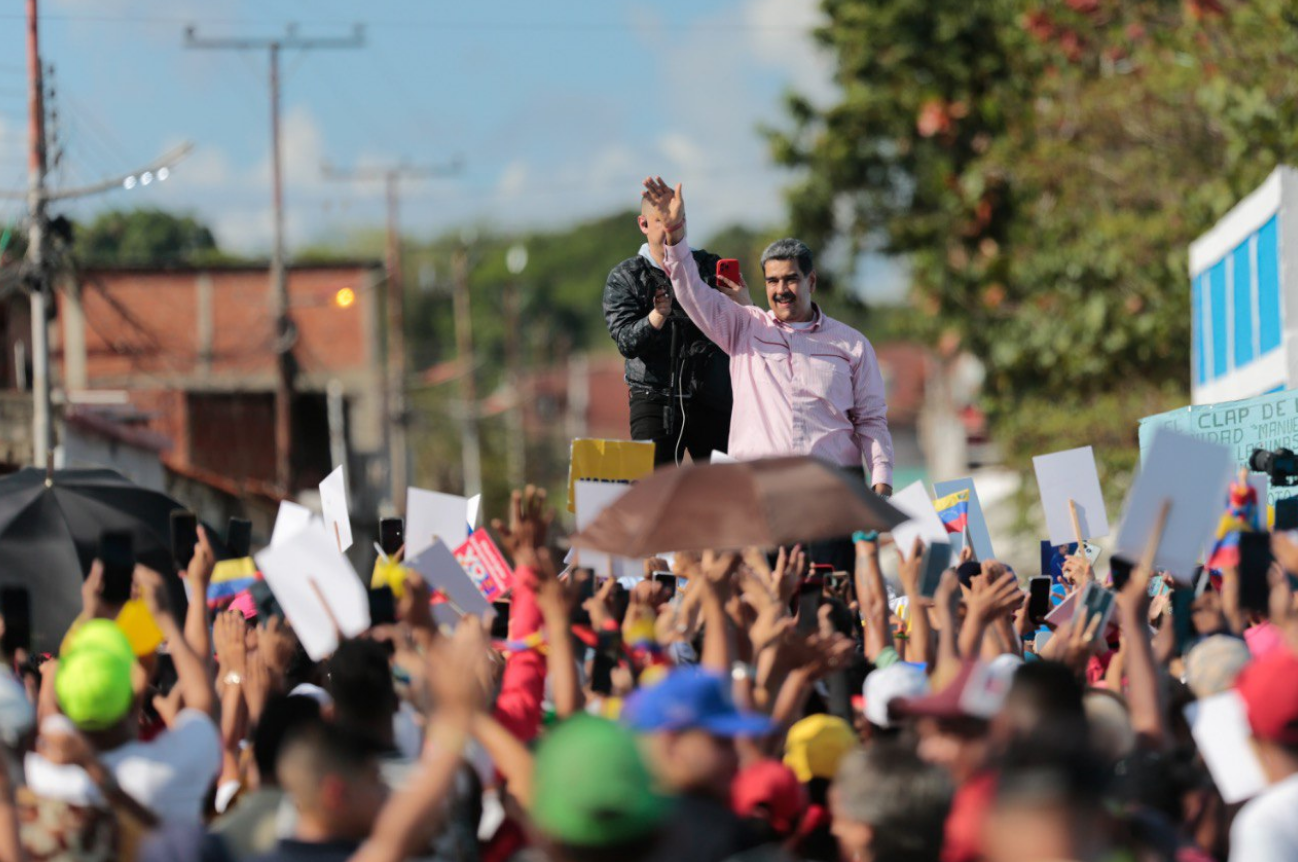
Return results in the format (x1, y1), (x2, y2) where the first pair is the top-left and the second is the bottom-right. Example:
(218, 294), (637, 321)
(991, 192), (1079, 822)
(602, 248), (732, 406)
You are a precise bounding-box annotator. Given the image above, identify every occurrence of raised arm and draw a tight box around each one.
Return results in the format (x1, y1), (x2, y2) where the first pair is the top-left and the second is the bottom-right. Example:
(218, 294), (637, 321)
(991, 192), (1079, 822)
(849, 339), (895, 492)
(643, 177), (756, 355)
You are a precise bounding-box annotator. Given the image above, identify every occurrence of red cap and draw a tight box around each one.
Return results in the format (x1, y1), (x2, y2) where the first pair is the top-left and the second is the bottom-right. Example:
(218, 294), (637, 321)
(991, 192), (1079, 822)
(731, 760), (807, 836)
(1237, 646), (1298, 746)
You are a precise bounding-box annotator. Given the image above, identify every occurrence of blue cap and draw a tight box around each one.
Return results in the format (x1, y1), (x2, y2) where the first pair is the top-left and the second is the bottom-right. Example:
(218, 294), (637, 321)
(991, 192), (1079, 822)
(622, 667), (775, 737)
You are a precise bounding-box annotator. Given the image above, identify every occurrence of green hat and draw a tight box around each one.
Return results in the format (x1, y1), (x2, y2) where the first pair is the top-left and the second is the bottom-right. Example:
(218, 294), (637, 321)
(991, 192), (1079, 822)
(532, 715), (669, 847)
(64, 619), (136, 667)
(55, 648), (134, 731)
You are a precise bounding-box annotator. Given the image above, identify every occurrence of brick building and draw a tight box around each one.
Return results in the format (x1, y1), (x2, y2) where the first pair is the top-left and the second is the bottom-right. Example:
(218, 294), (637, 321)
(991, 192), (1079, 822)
(49, 262), (388, 525)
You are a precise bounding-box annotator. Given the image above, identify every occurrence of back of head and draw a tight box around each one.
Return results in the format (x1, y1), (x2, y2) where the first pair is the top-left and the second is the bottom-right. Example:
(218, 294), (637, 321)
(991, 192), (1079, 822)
(254, 694), (323, 788)
(276, 720), (386, 832)
(533, 715), (668, 862)
(325, 638), (397, 734)
(996, 660), (1086, 741)
(833, 742), (953, 862)
(988, 729), (1110, 862)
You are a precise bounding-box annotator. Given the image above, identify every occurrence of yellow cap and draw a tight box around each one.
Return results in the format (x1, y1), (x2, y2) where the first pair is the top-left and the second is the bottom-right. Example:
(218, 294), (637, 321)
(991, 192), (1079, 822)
(783, 714), (858, 783)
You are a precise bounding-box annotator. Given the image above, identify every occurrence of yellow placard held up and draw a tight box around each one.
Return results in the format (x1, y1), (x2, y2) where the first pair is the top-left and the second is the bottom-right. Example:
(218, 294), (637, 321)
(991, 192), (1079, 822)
(567, 438), (656, 513)
(115, 599), (164, 657)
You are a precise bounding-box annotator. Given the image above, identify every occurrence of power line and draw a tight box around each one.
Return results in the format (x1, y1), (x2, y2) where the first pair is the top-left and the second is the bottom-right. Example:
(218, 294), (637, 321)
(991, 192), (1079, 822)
(1, 12), (815, 33)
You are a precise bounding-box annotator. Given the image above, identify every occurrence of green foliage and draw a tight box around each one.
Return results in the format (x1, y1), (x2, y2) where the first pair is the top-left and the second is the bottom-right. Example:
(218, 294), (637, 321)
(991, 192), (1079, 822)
(73, 208), (224, 267)
(772, 0), (1298, 485)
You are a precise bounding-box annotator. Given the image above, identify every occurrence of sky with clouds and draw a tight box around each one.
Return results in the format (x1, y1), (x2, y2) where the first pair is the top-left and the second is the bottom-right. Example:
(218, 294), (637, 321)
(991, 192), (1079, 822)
(0, 0), (906, 302)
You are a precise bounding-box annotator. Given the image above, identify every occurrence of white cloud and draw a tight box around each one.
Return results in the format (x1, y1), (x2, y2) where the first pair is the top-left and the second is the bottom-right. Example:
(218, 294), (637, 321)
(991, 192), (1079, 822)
(742, 0), (837, 108)
(496, 160), (529, 197)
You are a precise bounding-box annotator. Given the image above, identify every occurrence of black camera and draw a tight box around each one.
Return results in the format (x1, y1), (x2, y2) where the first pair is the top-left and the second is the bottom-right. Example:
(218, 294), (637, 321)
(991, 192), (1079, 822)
(1250, 447), (1298, 487)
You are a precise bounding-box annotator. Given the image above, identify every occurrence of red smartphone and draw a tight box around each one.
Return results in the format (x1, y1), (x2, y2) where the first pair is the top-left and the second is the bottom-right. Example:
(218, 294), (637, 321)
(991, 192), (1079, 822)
(716, 259), (740, 285)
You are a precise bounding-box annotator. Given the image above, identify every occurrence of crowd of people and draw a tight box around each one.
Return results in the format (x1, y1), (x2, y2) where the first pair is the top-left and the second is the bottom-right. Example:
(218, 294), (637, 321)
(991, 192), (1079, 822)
(0, 480), (1293, 862)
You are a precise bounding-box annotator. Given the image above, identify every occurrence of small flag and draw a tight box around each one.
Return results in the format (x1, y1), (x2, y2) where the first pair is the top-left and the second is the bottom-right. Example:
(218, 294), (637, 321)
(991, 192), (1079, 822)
(207, 557), (260, 609)
(935, 489), (971, 535)
(1206, 479), (1261, 571)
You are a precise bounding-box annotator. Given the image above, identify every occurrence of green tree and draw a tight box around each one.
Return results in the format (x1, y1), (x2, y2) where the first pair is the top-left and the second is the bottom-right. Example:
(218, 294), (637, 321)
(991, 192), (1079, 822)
(773, 0), (1298, 499)
(74, 208), (221, 266)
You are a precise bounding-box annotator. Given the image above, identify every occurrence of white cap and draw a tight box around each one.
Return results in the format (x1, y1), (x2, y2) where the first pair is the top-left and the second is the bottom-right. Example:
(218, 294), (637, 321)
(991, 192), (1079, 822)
(863, 663), (929, 728)
(289, 682), (334, 709)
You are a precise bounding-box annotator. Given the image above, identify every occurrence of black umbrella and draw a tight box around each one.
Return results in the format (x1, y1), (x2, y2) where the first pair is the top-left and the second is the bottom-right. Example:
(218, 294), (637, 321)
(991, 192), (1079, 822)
(0, 467), (206, 652)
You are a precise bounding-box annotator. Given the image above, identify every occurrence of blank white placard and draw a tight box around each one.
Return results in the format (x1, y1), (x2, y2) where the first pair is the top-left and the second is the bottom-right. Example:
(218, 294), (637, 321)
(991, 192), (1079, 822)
(1115, 428), (1232, 583)
(406, 488), (471, 560)
(318, 466), (353, 553)
(1033, 446), (1110, 546)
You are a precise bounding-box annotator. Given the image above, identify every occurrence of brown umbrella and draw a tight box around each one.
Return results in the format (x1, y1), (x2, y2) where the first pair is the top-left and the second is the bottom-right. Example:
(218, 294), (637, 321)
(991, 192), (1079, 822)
(570, 456), (909, 556)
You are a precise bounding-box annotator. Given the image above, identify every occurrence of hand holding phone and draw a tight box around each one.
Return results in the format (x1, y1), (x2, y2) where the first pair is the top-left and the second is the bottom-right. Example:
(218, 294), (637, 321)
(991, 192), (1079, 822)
(716, 259), (741, 286)
(919, 542), (952, 599)
(170, 511), (198, 572)
(227, 518), (253, 559)
(1027, 576), (1051, 623)
(98, 530), (135, 606)
(379, 518), (404, 557)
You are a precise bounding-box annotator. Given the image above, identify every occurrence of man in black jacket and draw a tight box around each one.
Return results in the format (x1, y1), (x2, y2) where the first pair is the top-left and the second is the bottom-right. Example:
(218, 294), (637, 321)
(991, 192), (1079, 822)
(603, 197), (746, 466)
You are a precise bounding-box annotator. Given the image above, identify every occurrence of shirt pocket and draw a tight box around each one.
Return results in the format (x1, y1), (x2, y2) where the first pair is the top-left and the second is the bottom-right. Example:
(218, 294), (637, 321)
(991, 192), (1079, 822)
(805, 353), (853, 407)
(752, 338), (790, 375)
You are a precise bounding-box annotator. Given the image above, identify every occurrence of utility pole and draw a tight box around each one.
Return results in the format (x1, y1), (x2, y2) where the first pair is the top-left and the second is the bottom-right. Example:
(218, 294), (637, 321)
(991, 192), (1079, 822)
(322, 160), (460, 515)
(25, 0), (51, 471)
(503, 244), (528, 489)
(17, 0), (191, 470)
(452, 246), (482, 499)
(185, 24), (364, 495)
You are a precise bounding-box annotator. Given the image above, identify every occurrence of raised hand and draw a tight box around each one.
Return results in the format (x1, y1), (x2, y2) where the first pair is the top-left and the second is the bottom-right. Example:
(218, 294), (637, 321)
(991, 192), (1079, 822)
(186, 525), (216, 592)
(649, 289), (673, 329)
(897, 538), (925, 599)
(427, 617), (491, 717)
(968, 562), (1022, 622)
(491, 486), (552, 570)
(717, 275), (752, 306)
(213, 611), (248, 676)
(133, 564), (173, 623)
(641, 177), (686, 243)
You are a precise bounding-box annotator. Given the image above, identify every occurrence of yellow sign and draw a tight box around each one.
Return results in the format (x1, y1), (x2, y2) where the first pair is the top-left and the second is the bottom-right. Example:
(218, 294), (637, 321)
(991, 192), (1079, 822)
(566, 438), (656, 512)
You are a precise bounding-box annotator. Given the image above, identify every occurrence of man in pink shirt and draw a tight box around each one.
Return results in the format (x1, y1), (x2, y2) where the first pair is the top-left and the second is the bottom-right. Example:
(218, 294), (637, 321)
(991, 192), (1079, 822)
(641, 178), (894, 504)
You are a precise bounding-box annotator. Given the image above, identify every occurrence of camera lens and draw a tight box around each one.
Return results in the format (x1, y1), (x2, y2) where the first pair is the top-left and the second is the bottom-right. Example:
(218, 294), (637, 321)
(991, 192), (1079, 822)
(1249, 449), (1273, 473)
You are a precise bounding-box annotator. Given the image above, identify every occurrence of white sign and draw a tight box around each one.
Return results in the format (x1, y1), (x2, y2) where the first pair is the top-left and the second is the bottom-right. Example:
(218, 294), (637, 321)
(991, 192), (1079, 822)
(405, 540), (492, 621)
(406, 488), (472, 560)
(890, 481), (952, 565)
(1115, 428), (1233, 583)
(255, 524), (370, 661)
(318, 466), (353, 553)
(1185, 691), (1267, 804)
(270, 500), (315, 547)
(1033, 446), (1110, 546)
(574, 480), (637, 579)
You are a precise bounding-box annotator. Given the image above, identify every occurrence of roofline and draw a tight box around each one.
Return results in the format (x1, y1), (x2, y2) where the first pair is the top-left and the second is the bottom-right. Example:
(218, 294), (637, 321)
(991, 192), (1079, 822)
(77, 260), (383, 275)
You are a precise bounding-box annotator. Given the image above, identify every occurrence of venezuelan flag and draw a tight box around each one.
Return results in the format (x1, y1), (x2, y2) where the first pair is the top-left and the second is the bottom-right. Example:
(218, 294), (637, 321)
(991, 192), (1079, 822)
(1206, 479), (1260, 571)
(207, 557), (260, 609)
(935, 489), (971, 535)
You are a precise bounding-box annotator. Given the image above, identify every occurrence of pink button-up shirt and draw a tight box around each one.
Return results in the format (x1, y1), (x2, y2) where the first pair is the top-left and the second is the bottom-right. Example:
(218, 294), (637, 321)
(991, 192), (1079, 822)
(664, 241), (894, 485)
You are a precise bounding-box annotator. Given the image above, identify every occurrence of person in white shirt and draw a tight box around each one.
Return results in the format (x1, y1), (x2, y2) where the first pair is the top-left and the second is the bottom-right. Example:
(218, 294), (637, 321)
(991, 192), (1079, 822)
(25, 565), (220, 825)
(1229, 645), (1298, 862)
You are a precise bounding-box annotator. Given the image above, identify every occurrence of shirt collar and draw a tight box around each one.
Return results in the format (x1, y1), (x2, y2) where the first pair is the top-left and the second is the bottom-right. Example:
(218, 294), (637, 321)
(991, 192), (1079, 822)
(769, 303), (825, 330)
(638, 243), (665, 272)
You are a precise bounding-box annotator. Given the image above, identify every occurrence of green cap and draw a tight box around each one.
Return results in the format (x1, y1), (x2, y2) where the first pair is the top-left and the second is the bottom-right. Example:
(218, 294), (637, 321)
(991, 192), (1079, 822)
(532, 715), (669, 847)
(65, 619), (136, 667)
(55, 648), (134, 731)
